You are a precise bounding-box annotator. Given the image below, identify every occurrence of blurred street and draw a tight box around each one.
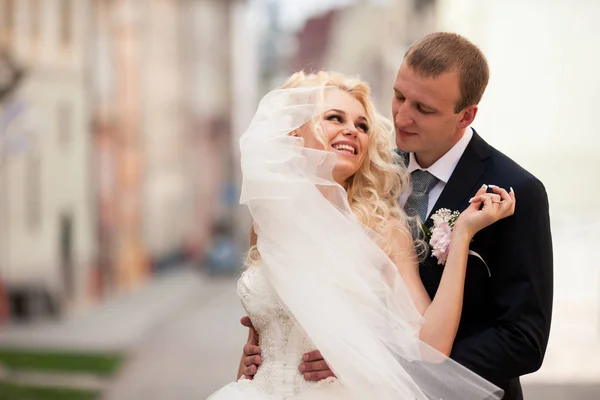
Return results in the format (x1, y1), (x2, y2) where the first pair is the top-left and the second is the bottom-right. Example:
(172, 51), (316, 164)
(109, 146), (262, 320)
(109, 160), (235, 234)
(103, 272), (245, 400)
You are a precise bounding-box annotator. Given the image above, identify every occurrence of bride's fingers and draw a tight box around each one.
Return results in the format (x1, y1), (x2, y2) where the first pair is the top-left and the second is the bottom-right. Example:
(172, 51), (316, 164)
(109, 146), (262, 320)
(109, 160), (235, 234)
(469, 193), (501, 206)
(485, 193), (501, 203)
(466, 184), (490, 210)
(488, 186), (516, 216)
(489, 185), (512, 203)
(499, 193), (516, 217)
(473, 184), (488, 197)
(490, 186), (517, 208)
(507, 186), (516, 208)
(479, 194), (493, 211)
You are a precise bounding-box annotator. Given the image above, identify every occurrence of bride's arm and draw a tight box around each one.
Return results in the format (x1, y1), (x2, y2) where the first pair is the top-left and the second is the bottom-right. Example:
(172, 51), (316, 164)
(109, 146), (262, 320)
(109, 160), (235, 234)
(390, 227), (471, 356)
(390, 185), (515, 356)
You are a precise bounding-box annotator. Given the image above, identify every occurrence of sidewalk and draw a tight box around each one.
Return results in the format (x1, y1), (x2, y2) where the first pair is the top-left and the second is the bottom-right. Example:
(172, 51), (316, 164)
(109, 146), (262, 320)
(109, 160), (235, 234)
(0, 265), (214, 352)
(102, 275), (245, 400)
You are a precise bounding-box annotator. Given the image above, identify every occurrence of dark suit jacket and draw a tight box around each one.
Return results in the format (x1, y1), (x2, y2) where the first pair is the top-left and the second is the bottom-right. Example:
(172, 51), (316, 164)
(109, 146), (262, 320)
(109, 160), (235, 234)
(401, 130), (553, 400)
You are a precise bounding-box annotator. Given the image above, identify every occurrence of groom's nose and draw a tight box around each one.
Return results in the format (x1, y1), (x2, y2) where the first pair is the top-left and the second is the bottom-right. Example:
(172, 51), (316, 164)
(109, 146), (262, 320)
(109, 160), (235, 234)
(394, 105), (414, 129)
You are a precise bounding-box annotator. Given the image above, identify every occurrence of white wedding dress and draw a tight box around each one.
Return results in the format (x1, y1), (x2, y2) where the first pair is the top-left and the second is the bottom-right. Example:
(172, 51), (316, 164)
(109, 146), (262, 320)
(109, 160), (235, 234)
(205, 87), (503, 400)
(207, 265), (348, 400)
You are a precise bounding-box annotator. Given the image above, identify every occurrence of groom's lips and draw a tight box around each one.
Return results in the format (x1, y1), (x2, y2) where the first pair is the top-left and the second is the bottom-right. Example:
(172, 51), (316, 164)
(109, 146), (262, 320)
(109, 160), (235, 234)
(396, 128), (417, 139)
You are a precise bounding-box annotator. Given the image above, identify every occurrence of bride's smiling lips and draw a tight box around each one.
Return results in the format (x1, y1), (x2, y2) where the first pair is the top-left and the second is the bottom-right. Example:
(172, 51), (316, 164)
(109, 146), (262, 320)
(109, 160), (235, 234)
(330, 140), (358, 156)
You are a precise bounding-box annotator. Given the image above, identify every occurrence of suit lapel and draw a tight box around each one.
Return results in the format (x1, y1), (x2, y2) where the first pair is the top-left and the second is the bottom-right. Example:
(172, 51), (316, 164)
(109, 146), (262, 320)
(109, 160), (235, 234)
(425, 130), (491, 229)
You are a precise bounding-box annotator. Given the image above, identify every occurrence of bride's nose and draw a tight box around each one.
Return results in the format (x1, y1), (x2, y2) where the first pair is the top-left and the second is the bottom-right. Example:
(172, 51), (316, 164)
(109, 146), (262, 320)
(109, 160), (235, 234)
(342, 126), (358, 137)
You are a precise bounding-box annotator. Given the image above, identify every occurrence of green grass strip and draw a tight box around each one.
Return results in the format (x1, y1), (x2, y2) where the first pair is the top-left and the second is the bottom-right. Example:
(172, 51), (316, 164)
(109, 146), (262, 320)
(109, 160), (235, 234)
(0, 348), (124, 376)
(0, 382), (98, 400)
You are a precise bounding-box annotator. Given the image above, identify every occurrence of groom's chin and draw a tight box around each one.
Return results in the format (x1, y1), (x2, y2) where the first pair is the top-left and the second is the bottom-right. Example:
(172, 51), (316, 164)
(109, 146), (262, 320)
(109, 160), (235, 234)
(395, 140), (415, 154)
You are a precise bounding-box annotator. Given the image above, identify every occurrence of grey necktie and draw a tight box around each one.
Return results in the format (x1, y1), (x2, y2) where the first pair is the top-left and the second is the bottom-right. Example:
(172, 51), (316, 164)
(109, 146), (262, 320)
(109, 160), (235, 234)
(404, 170), (439, 223)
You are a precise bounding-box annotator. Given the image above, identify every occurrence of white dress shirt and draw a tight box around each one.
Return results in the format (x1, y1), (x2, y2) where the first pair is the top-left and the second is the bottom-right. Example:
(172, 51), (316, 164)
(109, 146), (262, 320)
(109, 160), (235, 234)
(399, 127), (474, 217)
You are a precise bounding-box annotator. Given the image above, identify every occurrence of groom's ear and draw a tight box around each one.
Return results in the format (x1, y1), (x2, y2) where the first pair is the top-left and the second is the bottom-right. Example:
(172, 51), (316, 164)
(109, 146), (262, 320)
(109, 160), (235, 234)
(457, 105), (478, 129)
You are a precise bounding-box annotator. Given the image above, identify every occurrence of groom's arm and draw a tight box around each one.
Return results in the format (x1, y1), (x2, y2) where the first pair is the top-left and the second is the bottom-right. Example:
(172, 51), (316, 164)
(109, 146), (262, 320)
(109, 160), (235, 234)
(450, 178), (553, 385)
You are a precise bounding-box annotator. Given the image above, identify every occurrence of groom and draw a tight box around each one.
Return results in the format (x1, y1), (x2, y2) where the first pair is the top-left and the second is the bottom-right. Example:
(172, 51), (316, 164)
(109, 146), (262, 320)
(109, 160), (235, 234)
(240, 32), (553, 400)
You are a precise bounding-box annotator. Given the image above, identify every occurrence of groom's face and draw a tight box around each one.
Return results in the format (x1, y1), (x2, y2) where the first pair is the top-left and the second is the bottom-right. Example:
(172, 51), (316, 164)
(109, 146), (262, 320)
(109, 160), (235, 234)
(392, 63), (475, 168)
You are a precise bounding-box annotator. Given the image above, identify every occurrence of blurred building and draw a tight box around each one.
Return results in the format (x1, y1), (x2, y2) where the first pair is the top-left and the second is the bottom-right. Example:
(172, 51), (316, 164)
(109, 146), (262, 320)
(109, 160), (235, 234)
(90, 0), (149, 296)
(90, 0), (255, 291)
(290, 0), (436, 115)
(0, 0), (256, 323)
(0, 0), (95, 320)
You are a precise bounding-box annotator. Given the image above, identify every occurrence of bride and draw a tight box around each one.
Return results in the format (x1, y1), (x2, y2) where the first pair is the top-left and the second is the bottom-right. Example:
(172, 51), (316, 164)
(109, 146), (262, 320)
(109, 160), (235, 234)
(207, 71), (514, 399)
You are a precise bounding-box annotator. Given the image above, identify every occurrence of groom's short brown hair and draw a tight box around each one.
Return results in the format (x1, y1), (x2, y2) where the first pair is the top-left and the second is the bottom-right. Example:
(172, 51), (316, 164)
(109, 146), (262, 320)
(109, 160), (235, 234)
(404, 32), (489, 113)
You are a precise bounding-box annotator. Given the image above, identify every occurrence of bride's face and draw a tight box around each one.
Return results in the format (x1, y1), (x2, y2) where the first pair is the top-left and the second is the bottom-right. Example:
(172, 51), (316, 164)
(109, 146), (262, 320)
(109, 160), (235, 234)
(294, 89), (370, 184)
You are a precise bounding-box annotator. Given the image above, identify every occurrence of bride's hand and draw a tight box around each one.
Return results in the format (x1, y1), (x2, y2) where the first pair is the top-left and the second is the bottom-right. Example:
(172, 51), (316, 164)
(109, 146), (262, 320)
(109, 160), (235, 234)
(454, 184), (516, 237)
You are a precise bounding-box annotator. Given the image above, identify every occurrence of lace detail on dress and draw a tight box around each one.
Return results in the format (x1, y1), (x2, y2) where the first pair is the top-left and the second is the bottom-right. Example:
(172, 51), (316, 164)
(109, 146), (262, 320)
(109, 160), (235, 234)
(236, 266), (338, 398)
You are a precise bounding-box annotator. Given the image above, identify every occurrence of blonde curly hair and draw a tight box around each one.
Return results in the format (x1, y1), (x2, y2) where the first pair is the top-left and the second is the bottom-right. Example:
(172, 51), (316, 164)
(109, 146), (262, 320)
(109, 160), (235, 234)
(247, 71), (418, 262)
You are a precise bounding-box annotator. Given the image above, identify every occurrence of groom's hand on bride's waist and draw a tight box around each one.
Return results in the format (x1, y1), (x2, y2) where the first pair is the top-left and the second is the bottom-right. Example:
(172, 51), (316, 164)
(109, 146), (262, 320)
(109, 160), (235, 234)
(299, 350), (336, 381)
(241, 316), (262, 379)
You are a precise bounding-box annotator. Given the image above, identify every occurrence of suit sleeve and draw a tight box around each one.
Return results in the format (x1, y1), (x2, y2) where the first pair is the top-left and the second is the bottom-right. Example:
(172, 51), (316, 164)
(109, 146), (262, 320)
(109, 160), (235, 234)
(450, 178), (553, 385)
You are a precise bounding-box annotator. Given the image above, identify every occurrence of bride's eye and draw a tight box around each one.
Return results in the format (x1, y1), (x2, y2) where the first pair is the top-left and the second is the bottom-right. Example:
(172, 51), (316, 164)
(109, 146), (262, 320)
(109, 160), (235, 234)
(357, 122), (369, 133)
(326, 114), (343, 123)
